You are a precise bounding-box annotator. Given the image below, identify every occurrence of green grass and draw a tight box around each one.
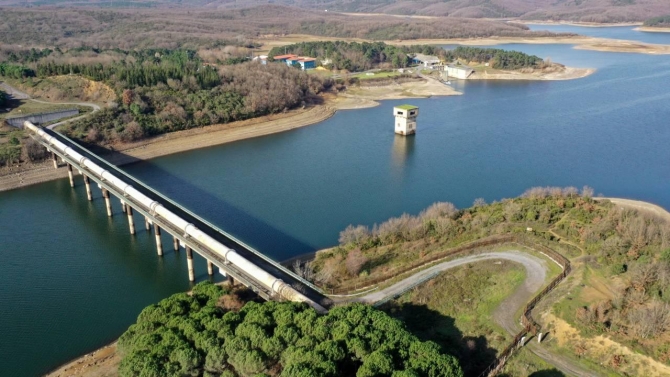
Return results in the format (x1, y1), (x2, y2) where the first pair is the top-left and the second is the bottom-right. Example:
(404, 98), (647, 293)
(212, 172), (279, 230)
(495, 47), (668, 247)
(0, 99), (78, 119)
(383, 260), (526, 376)
(501, 348), (560, 376)
(350, 70), (404, 80)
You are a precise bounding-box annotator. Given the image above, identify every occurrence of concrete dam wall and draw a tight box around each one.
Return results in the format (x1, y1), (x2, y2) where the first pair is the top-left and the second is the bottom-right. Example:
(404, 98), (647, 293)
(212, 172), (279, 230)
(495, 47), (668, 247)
(5, 109), (79, 128)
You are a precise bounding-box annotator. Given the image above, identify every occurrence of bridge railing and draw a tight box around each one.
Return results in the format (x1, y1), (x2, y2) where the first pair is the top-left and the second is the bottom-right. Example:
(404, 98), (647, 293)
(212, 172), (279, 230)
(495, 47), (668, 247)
(52, 130), (324, 295)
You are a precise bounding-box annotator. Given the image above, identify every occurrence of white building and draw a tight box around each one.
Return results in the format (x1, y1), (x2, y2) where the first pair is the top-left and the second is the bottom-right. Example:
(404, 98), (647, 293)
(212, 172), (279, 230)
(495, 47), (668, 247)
(394, 105), (419, 135)
(411, 54), (441, 67)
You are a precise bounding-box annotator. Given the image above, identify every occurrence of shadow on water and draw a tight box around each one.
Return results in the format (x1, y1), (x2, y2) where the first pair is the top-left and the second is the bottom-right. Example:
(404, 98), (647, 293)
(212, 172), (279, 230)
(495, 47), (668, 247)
(81, 144), (317, 262)
(382, 302), (498, 377)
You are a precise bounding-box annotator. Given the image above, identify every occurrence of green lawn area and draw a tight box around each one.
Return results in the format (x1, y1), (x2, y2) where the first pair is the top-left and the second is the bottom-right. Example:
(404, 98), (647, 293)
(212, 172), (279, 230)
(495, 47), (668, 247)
(383, 260), (527, 376)
(350, 70), (405, 80)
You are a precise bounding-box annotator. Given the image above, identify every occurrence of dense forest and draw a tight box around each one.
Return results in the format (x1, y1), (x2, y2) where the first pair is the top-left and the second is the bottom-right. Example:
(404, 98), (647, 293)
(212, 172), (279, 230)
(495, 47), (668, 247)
(270, 42), (544, 71)
(0, 47), (333, 144)
(118, 281), (463, 377)
(446, 47), (543, 70)
(644, 15), (670, 27)
(62, 61), (331, 144)
(270, 41), (442, 71)
(311, 188), (670, 365)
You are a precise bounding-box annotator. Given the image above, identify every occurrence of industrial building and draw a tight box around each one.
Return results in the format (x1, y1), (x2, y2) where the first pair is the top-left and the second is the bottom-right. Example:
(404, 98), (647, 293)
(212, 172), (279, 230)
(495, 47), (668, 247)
(271, 54), (317, 70)
(411, 54), (441, 67)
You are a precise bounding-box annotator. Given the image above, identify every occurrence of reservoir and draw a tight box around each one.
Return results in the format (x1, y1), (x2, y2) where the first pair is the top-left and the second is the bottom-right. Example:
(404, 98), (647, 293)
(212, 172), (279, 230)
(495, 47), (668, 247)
(1, 26), (670, 376)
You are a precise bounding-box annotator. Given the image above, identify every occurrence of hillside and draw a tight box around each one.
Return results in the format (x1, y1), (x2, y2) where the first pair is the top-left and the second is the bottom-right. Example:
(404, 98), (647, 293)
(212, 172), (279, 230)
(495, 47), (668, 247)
(0, 5), (568, 49)
(0, 0), (668, 23)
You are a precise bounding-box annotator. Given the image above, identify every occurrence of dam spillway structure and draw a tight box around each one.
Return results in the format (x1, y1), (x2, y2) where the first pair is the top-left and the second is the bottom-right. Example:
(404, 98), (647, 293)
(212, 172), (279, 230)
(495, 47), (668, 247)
(394, 104), (418, 135)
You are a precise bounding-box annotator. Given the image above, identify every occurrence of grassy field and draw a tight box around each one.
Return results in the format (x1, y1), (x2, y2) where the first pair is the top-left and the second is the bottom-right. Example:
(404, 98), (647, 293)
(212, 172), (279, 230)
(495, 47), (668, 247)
(382, 260), (526, 376)
(350, 70), (406, 80)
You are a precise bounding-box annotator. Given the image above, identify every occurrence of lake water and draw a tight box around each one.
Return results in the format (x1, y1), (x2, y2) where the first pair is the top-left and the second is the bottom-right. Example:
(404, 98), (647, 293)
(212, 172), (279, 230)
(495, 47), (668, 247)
(1, 26), (670, 376)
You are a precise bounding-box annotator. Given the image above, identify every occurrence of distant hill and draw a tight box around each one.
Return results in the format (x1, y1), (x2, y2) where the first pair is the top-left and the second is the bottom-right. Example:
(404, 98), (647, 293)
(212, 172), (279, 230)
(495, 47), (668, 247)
(0, 0), (668, 23)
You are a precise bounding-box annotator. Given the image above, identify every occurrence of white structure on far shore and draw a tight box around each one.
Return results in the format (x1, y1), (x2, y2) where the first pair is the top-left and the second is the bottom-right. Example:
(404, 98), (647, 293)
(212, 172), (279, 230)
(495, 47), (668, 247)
(394, 105), (419, 135)
(444, 64), (475, 79)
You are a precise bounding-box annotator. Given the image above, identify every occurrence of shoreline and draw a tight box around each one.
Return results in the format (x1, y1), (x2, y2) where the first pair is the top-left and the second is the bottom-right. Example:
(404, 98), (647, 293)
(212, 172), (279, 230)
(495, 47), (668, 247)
(259, 34), (670, 55)
(45, 198), (670, 377)
(0, 78), (460, 192)
(0, 66), (592, 193)
(469, 66), (595, 81)
(635, 26), (670, 33)
(515, 20), (643, 28)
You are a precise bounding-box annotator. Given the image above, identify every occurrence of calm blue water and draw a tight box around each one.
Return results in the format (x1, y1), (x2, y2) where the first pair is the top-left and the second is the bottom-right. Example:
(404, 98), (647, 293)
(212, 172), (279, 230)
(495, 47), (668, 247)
(528, 23), (670, 45)
(1, 26), (669, 376)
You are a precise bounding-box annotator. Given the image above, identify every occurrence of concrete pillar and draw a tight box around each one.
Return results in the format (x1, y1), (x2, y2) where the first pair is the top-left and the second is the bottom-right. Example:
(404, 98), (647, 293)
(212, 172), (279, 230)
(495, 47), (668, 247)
(51, 152), (58, 169)
(207, 260), (214, 276)
(121, 200), (127, 214)
(145, 217), (151, 232)
(227, 274), (235, 286)
(186, 246), (195, 282)
(154, 224), (163, 256)
(538, 332), (543, 343)
(83, 175), (93, 201)
(173, 236), (179, 251)
(127, 206), (135, 235)
(67, 164), (75, 188)
(102, 188), (113, 217)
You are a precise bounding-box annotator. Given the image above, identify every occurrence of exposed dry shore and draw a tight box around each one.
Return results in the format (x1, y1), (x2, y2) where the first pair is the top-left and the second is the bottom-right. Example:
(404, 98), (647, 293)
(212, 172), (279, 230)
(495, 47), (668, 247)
(0, 78), (458, 192)
(635, 26), (670, 33)
(46, 342), (119, 377)
(259, 34), (670, 55)
(516, 20), (643, 28)
(470, 66), (595, 81)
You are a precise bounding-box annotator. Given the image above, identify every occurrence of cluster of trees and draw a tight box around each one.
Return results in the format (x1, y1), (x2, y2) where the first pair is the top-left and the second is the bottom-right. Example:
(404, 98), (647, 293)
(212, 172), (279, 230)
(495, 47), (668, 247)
(34, 49), (220, 90)
(269, 42), (543, 72)
(445, 47), (543, 70)
(118, 281), (463, 377)
(269, 41), (441, 71)
(63, 62), (332, 143)
(0, 62), (35, 79)
(644, 15), (670, 27)
(4, 48), (54, 64)
(0, 46), (332, 146)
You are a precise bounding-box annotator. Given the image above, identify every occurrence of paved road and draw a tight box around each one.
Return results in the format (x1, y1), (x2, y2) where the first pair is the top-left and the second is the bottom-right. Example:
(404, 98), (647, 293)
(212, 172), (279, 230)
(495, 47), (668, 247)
(1, 81), (100, 129)
(353, 250), (599, 376)
(354, 251), (547, 305)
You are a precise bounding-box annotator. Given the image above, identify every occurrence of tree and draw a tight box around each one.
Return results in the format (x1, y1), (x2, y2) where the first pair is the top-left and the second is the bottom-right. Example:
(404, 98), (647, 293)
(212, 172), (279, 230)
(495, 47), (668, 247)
(345, 248), (368, 276)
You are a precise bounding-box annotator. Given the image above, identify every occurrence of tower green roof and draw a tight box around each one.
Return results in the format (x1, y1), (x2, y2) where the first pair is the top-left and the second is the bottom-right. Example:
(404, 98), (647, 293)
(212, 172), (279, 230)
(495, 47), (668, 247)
(395, 104), (418, 110)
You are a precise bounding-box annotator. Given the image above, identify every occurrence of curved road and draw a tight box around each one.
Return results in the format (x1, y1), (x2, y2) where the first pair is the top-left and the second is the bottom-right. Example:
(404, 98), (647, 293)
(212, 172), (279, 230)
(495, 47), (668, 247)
(0, 81), (100, 129)
(352, 250), (598, 377)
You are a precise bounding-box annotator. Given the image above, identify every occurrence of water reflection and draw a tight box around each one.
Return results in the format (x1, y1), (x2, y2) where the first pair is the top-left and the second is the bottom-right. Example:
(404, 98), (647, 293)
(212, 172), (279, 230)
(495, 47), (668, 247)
(391, 134), (416, 175)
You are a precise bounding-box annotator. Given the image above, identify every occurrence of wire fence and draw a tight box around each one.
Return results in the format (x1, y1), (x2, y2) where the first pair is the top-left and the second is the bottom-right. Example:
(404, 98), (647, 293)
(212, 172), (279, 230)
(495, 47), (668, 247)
(477, 234), (572, 377)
